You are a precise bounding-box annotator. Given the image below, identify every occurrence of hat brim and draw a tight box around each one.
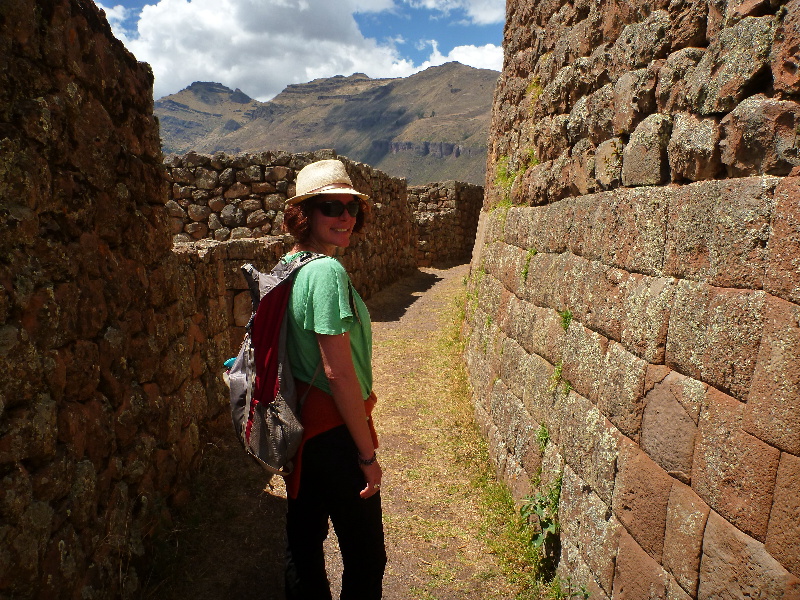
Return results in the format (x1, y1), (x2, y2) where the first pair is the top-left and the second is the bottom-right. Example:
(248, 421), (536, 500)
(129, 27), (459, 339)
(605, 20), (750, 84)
(287, 187), (371, 207)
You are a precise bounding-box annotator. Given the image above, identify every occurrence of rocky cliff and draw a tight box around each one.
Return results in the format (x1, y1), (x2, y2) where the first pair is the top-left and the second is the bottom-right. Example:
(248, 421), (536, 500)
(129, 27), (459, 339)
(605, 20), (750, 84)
(465, 0), (800, 596)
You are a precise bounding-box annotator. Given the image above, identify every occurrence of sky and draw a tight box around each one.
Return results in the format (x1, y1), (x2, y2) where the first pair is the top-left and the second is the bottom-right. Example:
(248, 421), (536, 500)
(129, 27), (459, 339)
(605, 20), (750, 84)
(94, 0), (506, 101)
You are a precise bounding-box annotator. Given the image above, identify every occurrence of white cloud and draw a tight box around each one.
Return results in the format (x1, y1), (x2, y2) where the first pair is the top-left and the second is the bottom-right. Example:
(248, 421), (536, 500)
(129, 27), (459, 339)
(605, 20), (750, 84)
(95, 0), (502, 100)
(404, 0), (505, 25)
(417, 40), (502, 71)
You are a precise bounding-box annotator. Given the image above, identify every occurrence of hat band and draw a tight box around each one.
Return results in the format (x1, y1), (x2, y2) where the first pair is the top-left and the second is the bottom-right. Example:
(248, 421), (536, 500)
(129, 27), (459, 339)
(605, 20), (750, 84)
(305, 182), (355, 195)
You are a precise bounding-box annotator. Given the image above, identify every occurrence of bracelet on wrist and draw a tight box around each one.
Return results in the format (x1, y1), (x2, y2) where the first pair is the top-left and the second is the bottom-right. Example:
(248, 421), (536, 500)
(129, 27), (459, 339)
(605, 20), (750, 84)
(358, 451), (377, 466)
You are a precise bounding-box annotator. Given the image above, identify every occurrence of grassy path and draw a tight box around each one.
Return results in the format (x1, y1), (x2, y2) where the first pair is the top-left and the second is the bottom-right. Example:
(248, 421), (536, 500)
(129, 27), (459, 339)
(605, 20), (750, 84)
(142, 263), (535, 599)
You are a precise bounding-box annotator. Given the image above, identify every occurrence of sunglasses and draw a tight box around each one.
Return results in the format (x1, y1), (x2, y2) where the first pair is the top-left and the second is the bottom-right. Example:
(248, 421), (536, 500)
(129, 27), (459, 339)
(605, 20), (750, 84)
(315, 200), (361, 217)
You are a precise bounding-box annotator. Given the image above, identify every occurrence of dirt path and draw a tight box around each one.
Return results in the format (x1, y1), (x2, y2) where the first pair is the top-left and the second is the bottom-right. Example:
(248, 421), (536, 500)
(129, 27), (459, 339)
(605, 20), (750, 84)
(142, 263), (517, 600)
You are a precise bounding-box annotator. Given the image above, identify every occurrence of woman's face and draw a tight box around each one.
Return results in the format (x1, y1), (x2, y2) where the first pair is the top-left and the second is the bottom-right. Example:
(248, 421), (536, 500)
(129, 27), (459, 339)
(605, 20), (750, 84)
(307, 193), (360, 253)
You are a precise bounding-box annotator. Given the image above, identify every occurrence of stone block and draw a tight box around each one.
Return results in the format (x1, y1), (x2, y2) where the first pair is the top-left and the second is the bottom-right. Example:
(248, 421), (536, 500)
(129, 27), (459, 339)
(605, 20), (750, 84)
(743, 296), (800, 455)
(558, 537), (612, 600)
(562, 321), (610, 404)
(613, 66), (658, 136)
(519, 251), (571, 314)
(620, 274), (676, 364)
(0, 395), (57, 465)
(686, 16), (776, 115)
(772, 0), (800, 95)
(193, 167), (218, 190)
(666, 283), (766, 400)
(567, 138), (597, 196)
(560, 466), (621, 596)
(585, 83), (615, 145)
(698, 511), (800, 599)
(663, 482), (710, 597)
(610, 10), (672, 78)
(656, 47), (705, 113)
(597, 342), (648, 440)
(663, 178), (777, 289)
(612, 529), (669, 600)
(667, 0), (708, 49)
(532, 114), (572, 163)
(612, 438), (673, 561)
(720, 94), (800, 177)
(766, 176), (800, 305)
(601, 186), (670, 276)
(765, 452), (800, 578)
(558, 390), (621, 505)
(668, 113), (722, 182)
(640, 371), (698, 483)
(622, 113), (673, 187)
(703, 288), (766, 399)
(692, 387), (780, 541)
(567, 96), (590, 144)
(595, 138), (624, 190)
(567, 259), (626, 342)
(521, 351), (559, 428)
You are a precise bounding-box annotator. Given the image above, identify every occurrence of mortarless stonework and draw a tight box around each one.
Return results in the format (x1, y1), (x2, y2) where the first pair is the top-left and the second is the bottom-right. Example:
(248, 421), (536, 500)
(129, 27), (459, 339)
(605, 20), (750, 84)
(465, 0), (800, 596)
(0, 1), (483, 597)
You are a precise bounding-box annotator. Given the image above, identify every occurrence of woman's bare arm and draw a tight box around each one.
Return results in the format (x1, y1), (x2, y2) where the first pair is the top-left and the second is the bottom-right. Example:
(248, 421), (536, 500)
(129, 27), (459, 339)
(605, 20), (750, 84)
(317, 331), (382, 498)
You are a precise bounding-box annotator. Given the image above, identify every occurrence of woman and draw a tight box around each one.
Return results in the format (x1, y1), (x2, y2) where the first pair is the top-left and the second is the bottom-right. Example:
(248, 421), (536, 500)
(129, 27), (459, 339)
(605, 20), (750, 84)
(281, 159), (386, 599)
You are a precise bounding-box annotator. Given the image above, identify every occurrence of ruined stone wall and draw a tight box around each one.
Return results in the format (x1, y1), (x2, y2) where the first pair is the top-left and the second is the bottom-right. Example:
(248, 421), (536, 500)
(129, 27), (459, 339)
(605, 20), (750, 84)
(163, 151), (419, 300)
(465, 0), (800, 597)
(0, 3), (482, 597)
(0, 2), (300, 597)
(410, 181), (484, 266)
(165, 154), (486, 286)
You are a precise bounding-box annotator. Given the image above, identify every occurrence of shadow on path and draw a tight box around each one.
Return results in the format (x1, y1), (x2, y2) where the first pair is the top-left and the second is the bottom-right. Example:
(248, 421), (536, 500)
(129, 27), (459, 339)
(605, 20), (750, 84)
(140, 438), (289, 600)
(367, 268), (444, 323)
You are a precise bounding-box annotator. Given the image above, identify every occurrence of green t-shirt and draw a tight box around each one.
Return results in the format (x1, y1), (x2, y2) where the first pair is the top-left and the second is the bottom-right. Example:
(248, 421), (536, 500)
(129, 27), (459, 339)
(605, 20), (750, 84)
(284, 253), (373, 399)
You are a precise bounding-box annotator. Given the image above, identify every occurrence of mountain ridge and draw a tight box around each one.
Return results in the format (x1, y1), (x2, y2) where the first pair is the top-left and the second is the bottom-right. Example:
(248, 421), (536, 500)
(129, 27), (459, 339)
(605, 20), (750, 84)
(154, 62), (498, 185)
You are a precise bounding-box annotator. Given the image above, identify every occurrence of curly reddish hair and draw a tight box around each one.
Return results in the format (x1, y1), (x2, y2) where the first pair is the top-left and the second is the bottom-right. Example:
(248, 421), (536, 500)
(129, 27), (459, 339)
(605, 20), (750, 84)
(282, 195), (367, 242)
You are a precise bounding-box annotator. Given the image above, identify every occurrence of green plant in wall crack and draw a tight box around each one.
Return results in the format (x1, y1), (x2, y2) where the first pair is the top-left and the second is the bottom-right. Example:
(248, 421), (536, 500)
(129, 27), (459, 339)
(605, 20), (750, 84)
(521, 247), (538, 282)
(548, 361), (563, 392)
(536, 423), (549, 454)
(494, 155), (516, 199)
(558, 308), (572, 331)
(520, 471), (563, 581)
(548, 361), (573, 396)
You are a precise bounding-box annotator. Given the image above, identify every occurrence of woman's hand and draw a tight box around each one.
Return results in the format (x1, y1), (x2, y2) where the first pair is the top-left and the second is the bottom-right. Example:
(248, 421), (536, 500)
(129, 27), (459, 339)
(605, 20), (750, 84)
(359, 460), (383, 499)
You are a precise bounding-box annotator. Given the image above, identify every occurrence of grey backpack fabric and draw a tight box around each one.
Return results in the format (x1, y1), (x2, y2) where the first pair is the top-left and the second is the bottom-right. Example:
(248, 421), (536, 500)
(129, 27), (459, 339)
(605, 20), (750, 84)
(227, 252), (324, 475)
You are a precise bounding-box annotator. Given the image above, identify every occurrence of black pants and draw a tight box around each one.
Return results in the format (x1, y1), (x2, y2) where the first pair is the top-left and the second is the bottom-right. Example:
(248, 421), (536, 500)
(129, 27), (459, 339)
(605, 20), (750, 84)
(285, 425), (386, 600)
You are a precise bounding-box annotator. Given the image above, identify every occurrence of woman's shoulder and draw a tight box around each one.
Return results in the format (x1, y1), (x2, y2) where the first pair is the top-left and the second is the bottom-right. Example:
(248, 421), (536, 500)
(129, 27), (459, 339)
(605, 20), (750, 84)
(288, 254), (347, 282)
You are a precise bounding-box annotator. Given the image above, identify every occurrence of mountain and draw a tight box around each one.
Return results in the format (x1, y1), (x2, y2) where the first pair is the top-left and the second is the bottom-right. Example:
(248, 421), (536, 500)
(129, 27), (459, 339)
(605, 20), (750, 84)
(154, 62), (498, 185)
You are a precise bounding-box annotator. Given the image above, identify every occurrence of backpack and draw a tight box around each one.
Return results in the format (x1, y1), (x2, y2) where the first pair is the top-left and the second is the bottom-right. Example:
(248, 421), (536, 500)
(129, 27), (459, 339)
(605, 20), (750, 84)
(226, 252), (325, 475)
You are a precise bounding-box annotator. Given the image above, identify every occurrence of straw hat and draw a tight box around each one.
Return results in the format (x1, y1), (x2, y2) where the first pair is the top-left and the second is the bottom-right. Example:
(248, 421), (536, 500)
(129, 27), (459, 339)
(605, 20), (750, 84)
(287, 159), (371, 206)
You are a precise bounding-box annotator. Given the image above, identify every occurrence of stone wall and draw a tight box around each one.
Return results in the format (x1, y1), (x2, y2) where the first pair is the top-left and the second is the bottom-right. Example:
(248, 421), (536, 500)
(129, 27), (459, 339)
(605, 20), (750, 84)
(164, 150), (417, 301)
(410, 181), (484, 266)
(0, 2), (482, 597)
(165, 153), (485, 282)
(465, 0), (800, 597)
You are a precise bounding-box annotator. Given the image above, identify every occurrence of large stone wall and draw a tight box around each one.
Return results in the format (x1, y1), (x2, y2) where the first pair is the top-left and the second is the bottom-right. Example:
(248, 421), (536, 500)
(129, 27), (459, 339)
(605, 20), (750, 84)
(0, 2), (482, 597)
(410, 181), (484, 266)
(465, 0), (800, 597)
